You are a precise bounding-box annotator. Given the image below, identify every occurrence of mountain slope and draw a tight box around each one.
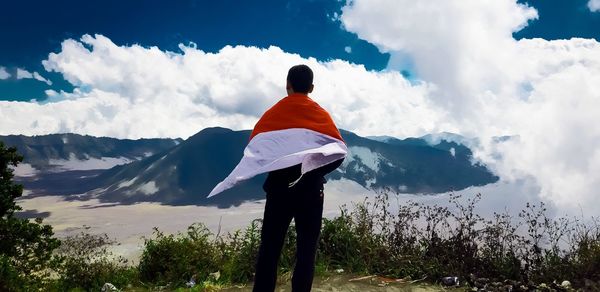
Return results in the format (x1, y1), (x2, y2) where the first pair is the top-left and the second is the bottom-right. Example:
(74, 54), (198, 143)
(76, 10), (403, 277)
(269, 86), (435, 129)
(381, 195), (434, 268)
(1, 133), (182, 172)
(336, 130), (494, 193)
(87, 128), (497, 207)
(90, 127), (261, 207)
(1, 133), (182, 198)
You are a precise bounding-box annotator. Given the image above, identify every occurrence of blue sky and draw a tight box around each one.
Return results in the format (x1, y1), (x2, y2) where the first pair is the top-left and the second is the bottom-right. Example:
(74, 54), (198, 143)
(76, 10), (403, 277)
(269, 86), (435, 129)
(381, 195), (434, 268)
(1, 0), (599, 102)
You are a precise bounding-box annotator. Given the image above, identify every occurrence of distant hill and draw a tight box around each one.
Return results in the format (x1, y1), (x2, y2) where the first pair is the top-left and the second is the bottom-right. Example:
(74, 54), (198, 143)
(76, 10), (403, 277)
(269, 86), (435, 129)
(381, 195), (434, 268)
(337, 130), (494, 193)
(83, 128), (497, 207)
(367, 132), (474, 158)
(1, 133), (182, 171)
(88, 127), (262, 207)
(1, 133), (182, 200)
(2, 128), (498, 207)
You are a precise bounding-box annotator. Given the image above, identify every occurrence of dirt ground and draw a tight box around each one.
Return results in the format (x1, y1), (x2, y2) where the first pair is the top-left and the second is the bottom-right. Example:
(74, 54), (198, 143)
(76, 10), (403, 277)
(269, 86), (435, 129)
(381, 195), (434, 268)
(220, 274), (448, 292)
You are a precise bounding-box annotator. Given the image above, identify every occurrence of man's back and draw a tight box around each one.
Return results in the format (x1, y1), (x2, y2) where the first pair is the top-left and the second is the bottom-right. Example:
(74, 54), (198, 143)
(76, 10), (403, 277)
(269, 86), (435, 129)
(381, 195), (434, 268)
(251, 65), (345, 292)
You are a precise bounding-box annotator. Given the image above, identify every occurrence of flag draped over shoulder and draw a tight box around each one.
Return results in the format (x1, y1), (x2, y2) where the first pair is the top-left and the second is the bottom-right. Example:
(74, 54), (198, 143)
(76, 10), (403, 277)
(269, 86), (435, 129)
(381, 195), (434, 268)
(207, 93), (348, 198)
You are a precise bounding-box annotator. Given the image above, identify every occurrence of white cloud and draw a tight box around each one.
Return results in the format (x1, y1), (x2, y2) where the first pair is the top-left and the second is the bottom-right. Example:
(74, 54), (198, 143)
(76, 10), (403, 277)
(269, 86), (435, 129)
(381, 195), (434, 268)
(1, 34), (437, 140)
(0, 66), (10, 79)
(344, 46), (352, 53)
(341, 0), (539, 115)
(340, 0), (600, 216)
(15, 68), (53, 85)
(16, 68), (34, 79)
(589, 0), (600, 12)
(33, 72), (52, 85)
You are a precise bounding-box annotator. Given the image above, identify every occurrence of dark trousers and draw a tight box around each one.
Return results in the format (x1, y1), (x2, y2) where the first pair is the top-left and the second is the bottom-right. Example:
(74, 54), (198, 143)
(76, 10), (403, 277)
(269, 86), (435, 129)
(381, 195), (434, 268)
(252, 181), (324, 292)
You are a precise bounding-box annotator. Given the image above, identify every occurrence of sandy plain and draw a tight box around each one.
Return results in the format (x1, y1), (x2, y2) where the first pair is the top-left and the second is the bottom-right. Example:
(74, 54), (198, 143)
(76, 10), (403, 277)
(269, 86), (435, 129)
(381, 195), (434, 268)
(17, 179), (371, 261)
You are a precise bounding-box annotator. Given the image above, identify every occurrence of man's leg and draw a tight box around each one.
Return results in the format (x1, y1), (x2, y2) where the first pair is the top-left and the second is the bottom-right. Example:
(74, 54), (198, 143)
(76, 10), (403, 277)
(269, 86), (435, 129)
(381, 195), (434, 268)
(291, 189), (324, 292)
(253, 192), (293, 292)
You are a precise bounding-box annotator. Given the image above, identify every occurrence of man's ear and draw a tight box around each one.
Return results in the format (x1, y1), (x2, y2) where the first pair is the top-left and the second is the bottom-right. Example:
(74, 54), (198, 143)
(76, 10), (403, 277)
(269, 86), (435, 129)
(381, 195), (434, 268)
(308, 84), (314, 93)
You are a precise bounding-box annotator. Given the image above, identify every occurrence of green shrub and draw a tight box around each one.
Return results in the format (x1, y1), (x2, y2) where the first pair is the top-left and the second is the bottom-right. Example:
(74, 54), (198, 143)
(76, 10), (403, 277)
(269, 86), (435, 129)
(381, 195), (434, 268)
(573, 227), (600, 278)
(215, 219), (262, 283)
(213, 218), (297, 284)
(0, 254), (22, 291)
(319, 207), (368, 273)
(53, 232), (137, 291)
(316, 191), (600, 288)
(138, 223), (218, 287)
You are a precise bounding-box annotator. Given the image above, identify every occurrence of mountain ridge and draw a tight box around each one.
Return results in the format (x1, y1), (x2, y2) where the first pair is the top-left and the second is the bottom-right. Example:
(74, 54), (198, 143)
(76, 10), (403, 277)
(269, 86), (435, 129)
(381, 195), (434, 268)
(3, 127), (498, 208)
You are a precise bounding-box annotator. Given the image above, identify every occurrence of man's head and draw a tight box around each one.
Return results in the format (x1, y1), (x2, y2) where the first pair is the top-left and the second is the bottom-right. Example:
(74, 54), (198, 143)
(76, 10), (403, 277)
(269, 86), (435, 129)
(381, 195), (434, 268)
(286, 64), (314, 95)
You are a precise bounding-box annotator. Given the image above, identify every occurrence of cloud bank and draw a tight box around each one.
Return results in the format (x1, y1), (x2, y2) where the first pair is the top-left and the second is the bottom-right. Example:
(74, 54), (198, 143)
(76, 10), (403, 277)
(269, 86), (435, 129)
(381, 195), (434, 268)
(1, 34), (436, 139)
(341, 0), (600, 215)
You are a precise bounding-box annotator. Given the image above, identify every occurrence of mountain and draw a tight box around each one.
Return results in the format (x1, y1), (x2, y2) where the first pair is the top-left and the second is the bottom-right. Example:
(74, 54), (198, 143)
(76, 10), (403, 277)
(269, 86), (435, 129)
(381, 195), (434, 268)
(80, 128), (497, 207)
(335, 130), (494, 193)
(366, 135), (399, 143)
(367, 133), (475, 161)
(87, 127), (262, 207)
(1, 133), (182, 198)
(1, 133), (182, 172)
(2, 128), (498, 207)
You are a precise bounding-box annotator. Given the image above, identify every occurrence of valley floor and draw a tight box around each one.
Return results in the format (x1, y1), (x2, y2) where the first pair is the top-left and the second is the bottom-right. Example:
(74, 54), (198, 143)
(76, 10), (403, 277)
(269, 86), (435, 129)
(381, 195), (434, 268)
(16, 179), (371, 262)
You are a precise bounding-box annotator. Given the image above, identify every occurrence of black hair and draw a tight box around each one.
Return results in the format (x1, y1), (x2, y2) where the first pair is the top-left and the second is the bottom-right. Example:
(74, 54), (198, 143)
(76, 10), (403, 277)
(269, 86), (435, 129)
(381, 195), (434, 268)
(287, 64), (313, 94)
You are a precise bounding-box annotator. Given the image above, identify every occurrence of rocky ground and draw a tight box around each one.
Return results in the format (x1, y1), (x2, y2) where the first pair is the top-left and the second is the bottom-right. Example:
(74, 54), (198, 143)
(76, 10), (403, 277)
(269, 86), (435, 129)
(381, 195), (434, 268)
(220, 274), (444, 292)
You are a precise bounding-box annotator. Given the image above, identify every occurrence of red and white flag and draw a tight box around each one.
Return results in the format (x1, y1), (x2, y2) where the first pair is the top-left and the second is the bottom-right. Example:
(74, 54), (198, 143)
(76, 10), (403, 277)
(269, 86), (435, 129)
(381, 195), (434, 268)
(207, 93), (348, 198)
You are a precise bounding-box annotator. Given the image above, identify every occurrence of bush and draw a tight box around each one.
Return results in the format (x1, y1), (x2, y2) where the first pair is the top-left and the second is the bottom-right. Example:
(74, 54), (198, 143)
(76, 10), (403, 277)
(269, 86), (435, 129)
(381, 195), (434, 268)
(0, 254), (22, 291)
(53, 232), (137, 291)
(214, 219), (262, 283)
(320, 206), (373, 273)
(316, 191), (600, 289)
(138, 223), (219, 287)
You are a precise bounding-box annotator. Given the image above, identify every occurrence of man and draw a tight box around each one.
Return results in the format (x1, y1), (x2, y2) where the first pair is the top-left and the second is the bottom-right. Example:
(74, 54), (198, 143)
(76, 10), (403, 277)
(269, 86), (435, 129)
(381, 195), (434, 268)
(252, 65), (344, 292)
(208, 64), (346, 291)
